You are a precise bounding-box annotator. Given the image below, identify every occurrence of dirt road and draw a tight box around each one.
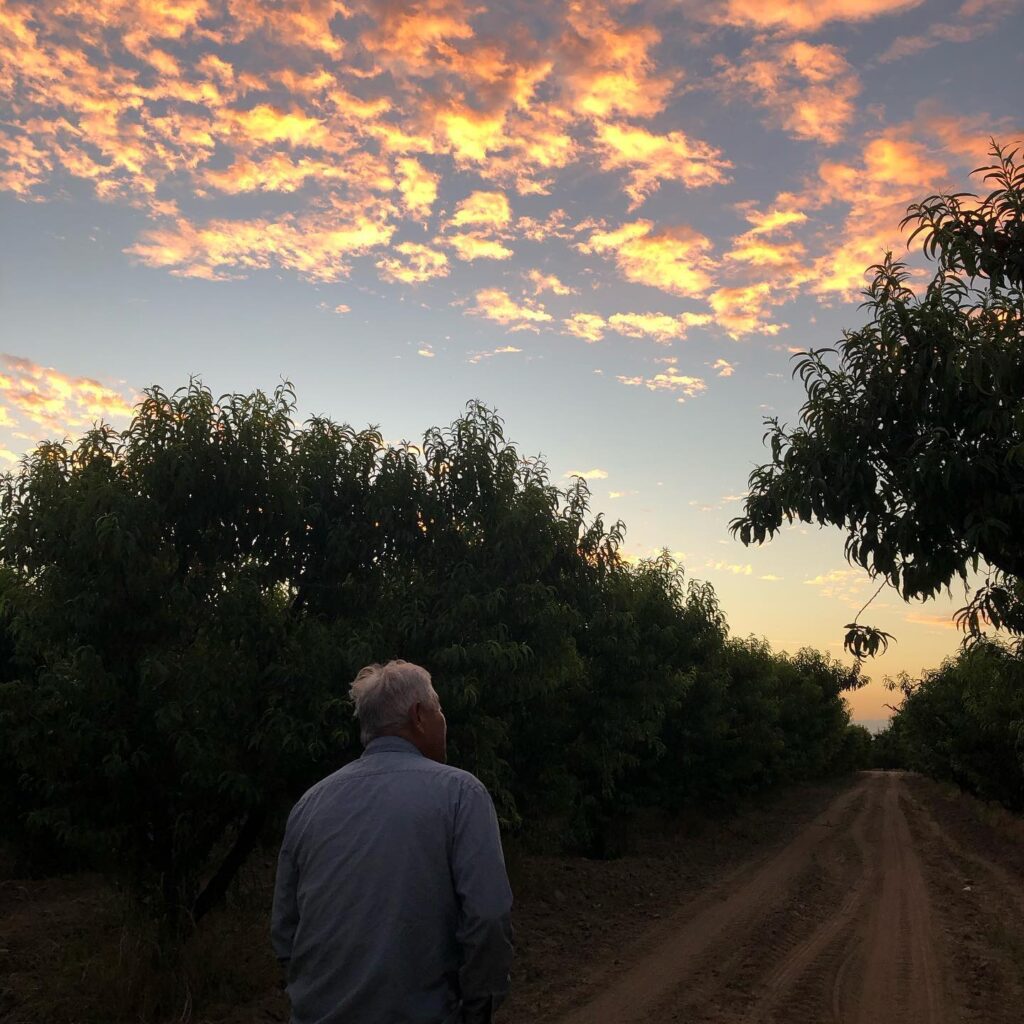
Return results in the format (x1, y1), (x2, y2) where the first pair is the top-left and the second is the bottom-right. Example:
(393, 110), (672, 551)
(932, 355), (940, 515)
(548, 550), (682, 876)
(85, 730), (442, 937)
(545, 772), (1024, 1024)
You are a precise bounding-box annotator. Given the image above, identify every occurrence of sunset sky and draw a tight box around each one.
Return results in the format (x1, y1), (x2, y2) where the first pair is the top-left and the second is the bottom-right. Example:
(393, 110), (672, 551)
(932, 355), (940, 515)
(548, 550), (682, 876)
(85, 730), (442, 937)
(1, 0), (1022, 723)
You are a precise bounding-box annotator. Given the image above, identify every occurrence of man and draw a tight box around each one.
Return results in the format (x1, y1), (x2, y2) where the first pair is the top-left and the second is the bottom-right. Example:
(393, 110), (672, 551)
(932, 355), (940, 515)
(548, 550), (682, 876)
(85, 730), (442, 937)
(272, 660), (514, 1024)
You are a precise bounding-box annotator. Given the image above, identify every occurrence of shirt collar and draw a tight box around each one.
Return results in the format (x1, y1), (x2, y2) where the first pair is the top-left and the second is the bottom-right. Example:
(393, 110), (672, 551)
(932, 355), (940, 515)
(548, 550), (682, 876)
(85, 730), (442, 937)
(361, 736), (424, 758)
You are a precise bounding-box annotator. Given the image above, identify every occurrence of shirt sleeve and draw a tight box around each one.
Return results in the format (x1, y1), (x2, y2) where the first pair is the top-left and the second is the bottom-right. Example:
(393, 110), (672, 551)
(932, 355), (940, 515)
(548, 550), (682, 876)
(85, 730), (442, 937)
(271, 833), (300, 965)
(450, 779), (514, 1017)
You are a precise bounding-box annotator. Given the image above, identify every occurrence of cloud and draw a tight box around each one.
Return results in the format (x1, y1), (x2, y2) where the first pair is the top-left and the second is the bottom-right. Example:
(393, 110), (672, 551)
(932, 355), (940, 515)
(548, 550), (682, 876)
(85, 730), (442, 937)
(333, 303), (351, 313)
(608, 311), (711, 343)
(710, 0), (924, 32)
(444, 232), (514, 261)
(471, 289), (552, 331)
(359, 0), (475, 74)
(581, 220), (716, 297)
(448, 190), (512, 228)
(0, 354), (137, 437)
(711, 358), (735, 377)
(376, 242), (449, 284)
(396, 157), (439, 219)
(809, 133), (952, 297)
(803, 567), (872, 604)
(617, 368), (708, 402)
(904, 610), (959, 630)
(516, 210), (572, 242)
(558, 3), (676, 119)
(3, 0), (1009, 353)
(708, 283), (787, 338)
(716, 41), (860, 145)
(878, 0), (1019, 62)
(594, 122), (731, 207)
(527, 269), (574, 295)
(706, 560), (753, 575)
(417, 345), (436, 358)
(759, 574), (783, 581)
(127, 199), (399, 281)
(565, 468), (608, 480)
(563, 313), (608, 342)
(562, 309), (711, 343)
(467, 344), (523, 364)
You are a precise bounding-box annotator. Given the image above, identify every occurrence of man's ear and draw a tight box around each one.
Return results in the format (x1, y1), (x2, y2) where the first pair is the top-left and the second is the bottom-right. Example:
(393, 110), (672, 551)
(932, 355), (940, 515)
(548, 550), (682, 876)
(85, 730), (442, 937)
(409, 702), (426, 733)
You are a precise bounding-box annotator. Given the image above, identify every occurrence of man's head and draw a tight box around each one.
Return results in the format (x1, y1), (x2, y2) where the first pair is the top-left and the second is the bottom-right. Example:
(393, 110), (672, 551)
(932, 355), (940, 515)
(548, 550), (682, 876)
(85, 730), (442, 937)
(350, 660), (447, 763)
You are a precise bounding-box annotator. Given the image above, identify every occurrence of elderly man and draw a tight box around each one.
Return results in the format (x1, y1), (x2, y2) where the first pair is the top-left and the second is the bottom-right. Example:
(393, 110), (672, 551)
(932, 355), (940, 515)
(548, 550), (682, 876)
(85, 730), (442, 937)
(271, 660), (514, 1024)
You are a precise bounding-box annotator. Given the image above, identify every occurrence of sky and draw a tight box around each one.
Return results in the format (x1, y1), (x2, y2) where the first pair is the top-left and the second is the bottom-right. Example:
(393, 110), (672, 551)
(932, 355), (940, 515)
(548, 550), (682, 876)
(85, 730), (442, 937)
(1, 0), (1022, 723)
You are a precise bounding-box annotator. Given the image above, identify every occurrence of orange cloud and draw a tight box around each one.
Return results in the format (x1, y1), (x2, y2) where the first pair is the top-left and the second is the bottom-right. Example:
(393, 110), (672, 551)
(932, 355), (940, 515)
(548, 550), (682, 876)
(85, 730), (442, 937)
(225, 0), (349, 57)
(467, 344), (523, 364)
(711, 358), (735, 377)
(471, 289), (552, 331)
(376, 242), (449, 284)
(517, 209), (572, 242)
(617, 368), (708, 402)
(594, 122), (731, 207)
(564, 313), (607, 342)
(581, 220), (717, 297)
(201, 152), (390, 195)
(811, 134), (951, 297)
(712, 0), (924, 32)
(396, 157), (439, 219)
(706, 560), (753, 576)
(608, 311), (712, 343)
(0, 130), (52, 195)
(904, 610), (959, 630)
(448, 190), (512, 228)
(444, 233), (514, 261)
(358, 0), (475, 74)
(708, 283), (786, 338)
(0, 354), (137, 437)
(527, 269), (574, 295)
(559, 2), (675, 119)
(127, 199), (398, 281)
(479, 106), (577, 195)
(878, 0), (1018, 62)
(217, 103), (328, 148)
(565, 467), (608, 480)
(716, 41), (860, 145)
(431, 101), (508, 164)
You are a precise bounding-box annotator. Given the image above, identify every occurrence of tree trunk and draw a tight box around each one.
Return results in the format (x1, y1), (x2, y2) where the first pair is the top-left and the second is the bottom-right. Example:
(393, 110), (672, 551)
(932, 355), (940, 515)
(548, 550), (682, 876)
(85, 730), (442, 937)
(191, 804), (267, 926)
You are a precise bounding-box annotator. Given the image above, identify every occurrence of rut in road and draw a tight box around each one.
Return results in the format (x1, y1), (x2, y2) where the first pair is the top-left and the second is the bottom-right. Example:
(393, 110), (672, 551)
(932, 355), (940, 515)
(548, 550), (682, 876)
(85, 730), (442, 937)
(558, 772), (960, 1024)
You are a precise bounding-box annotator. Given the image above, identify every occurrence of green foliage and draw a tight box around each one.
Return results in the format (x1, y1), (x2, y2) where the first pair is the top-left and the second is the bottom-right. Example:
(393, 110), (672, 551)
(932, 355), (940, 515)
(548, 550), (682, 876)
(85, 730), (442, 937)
(880, 642), (1024, 809)
(0, 382), (865, 945)
(732, 141), (1024, 654)
(656, 640), (864, 810)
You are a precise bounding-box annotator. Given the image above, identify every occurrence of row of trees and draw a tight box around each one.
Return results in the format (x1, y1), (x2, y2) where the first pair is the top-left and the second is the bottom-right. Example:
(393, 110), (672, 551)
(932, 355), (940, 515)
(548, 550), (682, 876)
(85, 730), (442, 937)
(0, 386), (868, 942)
(724, 138), (1023, 811)
(873, 642), (1024, 810)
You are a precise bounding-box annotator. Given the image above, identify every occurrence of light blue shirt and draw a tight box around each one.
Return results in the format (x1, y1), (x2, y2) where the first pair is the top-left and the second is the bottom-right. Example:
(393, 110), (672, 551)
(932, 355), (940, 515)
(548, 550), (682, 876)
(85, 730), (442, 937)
(271, 737), (514, 1024)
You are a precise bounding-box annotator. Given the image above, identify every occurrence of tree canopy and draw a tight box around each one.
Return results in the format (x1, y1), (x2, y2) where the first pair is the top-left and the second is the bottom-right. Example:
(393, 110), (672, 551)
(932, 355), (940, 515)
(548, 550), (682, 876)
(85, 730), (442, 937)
(0, 382), (867, 956)
(731, 141), (1024, 656)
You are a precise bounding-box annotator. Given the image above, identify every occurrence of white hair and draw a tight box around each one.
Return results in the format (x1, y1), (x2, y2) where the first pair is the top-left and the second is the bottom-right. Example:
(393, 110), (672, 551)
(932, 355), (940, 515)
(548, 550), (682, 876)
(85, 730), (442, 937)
(350, 660), (438, 745)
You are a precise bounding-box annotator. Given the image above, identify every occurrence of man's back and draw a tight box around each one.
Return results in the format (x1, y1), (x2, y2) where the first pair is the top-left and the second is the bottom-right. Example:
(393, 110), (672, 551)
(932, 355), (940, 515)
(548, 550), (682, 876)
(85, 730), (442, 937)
(272, 737), (513, 1024)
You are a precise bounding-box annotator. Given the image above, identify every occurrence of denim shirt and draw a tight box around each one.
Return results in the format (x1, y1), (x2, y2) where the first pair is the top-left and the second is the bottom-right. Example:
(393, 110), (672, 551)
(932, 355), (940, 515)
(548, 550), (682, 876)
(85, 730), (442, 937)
(271, 737), (514, 1024)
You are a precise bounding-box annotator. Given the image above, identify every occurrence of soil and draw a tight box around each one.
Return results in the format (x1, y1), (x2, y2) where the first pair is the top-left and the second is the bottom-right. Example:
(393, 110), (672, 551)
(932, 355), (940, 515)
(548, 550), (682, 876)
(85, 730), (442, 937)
(2, 772), (1023, 1023)
(522, 772), (1024, 1024)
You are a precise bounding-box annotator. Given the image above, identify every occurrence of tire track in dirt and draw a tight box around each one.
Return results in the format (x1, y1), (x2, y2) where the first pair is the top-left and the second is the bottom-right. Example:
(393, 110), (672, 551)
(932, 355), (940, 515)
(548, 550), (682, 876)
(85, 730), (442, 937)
(832, 773), (946, 1024)
(557, 777), (871, 1024)
(905, 785), (1024, 920)
(734, 779), (878, 1024)
(898, 783), (1024, 1024)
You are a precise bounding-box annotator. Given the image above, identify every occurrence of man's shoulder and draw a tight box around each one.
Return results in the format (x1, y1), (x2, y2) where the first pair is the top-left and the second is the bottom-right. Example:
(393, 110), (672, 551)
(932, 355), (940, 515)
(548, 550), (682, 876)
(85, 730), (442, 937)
(296, 754), (487, 803)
